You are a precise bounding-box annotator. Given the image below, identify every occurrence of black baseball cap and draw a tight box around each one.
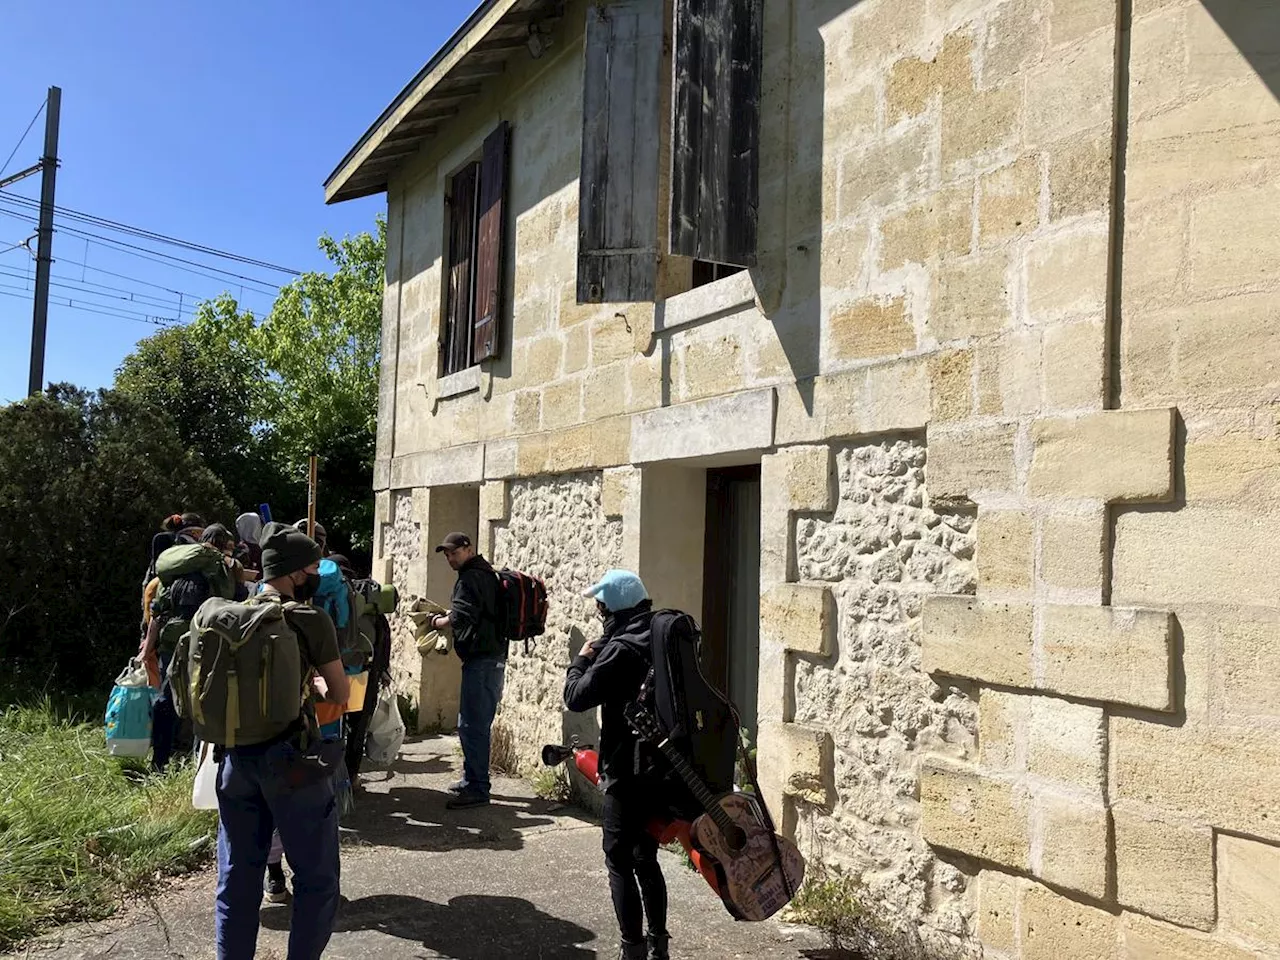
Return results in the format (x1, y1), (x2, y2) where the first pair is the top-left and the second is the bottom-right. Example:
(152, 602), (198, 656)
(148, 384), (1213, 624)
(434, 532), (472, 553)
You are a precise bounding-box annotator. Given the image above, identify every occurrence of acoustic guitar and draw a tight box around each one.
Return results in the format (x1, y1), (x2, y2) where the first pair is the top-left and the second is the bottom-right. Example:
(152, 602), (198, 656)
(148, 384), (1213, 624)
(623, 704), (806, 921)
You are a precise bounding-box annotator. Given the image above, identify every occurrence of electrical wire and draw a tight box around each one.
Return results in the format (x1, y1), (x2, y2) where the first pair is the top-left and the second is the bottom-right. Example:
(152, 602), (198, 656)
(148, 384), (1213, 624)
(0, 236), (32, 256)
(0, 190), (301, 275)
(0, 285), (175, 326)
(0, 264), (196, 316)
(0, 205), (282, 294)
(0, 99), (46, 179)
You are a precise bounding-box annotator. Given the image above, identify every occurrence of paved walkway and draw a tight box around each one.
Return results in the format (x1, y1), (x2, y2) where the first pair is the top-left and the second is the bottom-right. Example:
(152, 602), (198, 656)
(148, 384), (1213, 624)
(12, 735), (824, 960)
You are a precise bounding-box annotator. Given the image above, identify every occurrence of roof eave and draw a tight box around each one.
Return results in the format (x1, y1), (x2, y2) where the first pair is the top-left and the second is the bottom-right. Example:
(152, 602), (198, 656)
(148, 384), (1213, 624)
(324, 0), (532, 205)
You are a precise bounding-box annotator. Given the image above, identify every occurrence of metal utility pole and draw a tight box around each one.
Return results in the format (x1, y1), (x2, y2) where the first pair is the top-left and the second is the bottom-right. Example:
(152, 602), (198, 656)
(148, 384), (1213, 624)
(28, 86), (61, 397)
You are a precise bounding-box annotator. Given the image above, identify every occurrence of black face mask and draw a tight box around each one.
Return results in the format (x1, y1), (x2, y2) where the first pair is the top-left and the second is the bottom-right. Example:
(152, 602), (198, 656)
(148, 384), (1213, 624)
(294, 572), (321, 602)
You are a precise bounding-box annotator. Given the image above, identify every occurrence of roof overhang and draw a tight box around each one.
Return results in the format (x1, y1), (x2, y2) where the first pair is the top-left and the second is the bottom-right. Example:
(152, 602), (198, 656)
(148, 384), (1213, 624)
(325, 0), (564, 204)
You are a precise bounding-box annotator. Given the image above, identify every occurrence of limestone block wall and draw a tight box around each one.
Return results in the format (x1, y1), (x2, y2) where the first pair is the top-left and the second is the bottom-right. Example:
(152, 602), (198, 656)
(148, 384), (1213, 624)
(791, 437), (979, 939)
(486, 472), (622, 774)
(363, 0), (1280, 955)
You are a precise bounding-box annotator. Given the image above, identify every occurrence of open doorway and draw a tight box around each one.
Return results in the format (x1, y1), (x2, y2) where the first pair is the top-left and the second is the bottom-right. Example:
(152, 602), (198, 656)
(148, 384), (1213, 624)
(700, 465), (762, 739)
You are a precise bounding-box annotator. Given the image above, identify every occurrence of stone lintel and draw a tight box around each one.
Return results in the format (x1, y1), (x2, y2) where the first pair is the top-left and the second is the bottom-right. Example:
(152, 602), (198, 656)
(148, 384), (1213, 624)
(631, 388), (775, 464)
(390, 443), (485, 489)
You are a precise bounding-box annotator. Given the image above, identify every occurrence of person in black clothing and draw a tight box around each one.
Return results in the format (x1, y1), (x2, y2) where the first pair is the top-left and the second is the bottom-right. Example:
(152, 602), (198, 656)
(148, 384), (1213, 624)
(564, 569), (670, 960)
(429, 532), (505, 810)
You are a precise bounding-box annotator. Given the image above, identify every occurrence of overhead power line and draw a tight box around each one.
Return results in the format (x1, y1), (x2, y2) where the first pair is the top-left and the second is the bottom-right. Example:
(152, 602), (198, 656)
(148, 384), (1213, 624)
(0, 204), (282, 294)
(0, 285), (175, 326)
(0, 263), (197, 316)
(0, 236), (32, 256)
(0, 99), (46, 179)
(0, 190), (302, 275)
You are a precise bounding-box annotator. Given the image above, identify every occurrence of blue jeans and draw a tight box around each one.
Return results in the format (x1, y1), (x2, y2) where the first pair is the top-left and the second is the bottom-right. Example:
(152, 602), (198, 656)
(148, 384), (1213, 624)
(152, 650), (179, 772)
(457, 658), (506, 796)
(215, 741), (340, 960)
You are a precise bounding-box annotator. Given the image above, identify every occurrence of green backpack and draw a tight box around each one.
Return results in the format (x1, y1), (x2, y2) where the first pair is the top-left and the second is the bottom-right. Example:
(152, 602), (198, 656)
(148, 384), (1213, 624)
(155, 543), (224, 585)
(169, 595), (306, 748)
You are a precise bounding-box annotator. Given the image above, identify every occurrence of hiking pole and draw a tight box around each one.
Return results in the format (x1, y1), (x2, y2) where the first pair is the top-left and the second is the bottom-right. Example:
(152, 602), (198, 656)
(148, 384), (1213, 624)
(307, 453), (318, 539)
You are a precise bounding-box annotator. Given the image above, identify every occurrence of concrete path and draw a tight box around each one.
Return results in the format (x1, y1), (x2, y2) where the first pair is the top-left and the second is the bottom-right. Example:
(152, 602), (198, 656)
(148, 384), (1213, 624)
(12, 735), (825, 960)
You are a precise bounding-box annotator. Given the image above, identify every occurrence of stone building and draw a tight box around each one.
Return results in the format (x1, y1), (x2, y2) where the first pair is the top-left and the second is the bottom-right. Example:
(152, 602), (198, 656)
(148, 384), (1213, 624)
(325, 0), (1280, 956)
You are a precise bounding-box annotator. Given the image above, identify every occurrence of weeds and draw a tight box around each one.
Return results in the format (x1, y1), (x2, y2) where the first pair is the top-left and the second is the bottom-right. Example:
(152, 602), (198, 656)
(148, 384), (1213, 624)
(531, 766), (571, 802)
(488, 719), (521, 776)
(786, 862), (969, 960)
(0, 701), (215, 950)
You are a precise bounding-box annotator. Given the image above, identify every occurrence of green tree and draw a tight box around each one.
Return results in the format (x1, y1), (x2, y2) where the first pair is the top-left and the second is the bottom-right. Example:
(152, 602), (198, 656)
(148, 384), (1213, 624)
(115, 219), (385, 553)
(113, 301), (299, 515)
(252, 220), (385, 548)
(0, 386), (232, 699)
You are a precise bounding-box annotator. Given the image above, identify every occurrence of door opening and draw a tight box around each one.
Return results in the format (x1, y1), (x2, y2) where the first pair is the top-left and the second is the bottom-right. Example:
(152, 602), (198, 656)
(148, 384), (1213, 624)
(701, 465), (762, 740)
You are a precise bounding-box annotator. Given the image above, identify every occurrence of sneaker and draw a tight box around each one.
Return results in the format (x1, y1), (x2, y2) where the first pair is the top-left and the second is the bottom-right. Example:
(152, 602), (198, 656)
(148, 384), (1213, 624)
(445, 790), (490, 810)
(446, 778), (468, 796)
(265, 863), (289, 903)
(646, 933), (670, 960)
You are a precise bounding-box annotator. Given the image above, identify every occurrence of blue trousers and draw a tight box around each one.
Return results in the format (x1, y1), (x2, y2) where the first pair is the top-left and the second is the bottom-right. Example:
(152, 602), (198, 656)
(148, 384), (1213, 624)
(215, 742), (340, 960)
(457, 657), (505, 796)
(152, 650), (180, 772)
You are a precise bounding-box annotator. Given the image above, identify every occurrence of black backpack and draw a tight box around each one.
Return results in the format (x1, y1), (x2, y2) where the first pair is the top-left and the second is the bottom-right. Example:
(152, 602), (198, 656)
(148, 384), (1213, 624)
(496, 569), (549, 652)
(636, 610), (739, 819)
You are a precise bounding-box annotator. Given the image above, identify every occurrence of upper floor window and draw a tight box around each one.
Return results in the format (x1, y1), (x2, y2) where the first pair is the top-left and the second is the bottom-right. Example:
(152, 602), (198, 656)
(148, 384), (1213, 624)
(441, 121), (510, 376)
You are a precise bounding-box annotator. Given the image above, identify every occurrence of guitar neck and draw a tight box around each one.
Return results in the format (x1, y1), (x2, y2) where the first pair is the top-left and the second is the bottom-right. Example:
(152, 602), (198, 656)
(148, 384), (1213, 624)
(656, 736), (739, 837)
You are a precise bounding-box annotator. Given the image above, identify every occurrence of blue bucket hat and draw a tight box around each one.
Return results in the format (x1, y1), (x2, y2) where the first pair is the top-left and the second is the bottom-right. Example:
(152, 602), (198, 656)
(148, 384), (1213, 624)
(583, 569), (649, 613)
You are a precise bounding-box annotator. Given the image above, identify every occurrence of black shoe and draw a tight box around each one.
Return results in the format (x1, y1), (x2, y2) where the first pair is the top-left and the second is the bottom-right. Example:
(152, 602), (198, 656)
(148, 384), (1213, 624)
(445, 790), (490, 810)
(446, 778), (468, 795)
(618, 941), (647, 960)
(265, 863), (289, 904)
(646, 933), (670, 960)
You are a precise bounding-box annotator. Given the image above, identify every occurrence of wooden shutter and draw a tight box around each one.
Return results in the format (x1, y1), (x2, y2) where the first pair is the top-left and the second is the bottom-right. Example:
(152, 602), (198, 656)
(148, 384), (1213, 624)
(670, 0), (763, 268)
(443, 161), (480, 376)
(576, 0), (665, 304)
(472, 121), (510, 363)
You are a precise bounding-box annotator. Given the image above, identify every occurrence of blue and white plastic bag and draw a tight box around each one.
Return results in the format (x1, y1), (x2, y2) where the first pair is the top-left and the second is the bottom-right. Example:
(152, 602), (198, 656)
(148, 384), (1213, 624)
(104, 659), (155, 757)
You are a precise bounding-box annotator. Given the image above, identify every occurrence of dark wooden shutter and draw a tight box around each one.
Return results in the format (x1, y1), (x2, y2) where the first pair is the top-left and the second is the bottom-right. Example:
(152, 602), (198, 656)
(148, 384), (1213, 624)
(576, 0), (664, 304)
(670, 0), (763, 268)
(473, 121), (510, 363)
(443, 161), (480, 376)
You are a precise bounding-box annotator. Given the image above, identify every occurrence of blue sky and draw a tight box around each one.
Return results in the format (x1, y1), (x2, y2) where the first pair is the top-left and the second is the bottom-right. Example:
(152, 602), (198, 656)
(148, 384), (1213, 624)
(0, 1), (477, 403)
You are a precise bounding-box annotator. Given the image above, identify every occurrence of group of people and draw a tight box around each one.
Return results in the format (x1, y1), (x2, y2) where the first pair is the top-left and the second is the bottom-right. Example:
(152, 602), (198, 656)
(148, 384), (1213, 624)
(144, 515), (675, 960)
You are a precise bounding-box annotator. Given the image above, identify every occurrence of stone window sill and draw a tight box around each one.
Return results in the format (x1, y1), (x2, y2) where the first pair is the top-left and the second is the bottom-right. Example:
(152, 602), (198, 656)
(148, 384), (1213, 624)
(656, 270), (756, 337)
(437, 365), (481, 400)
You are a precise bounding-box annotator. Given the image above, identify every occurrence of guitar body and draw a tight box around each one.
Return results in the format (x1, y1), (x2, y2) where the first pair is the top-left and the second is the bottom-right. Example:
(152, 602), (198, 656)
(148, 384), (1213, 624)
(689, 793), (806, 921)
(550, 716), (808, 922)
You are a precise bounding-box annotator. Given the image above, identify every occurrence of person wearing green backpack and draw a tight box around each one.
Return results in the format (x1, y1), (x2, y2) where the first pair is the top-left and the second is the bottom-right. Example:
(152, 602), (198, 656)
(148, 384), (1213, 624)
(143, 521), (236, 771)
(172, 522), (348, 960)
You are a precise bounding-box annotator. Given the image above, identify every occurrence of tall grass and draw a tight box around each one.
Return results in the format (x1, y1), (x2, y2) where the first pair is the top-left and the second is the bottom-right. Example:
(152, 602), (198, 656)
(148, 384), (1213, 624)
(0, 701), (216, 950)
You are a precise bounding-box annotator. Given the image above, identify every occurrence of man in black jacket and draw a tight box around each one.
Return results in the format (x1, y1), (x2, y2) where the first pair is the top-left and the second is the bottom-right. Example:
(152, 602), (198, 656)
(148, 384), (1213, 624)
(430, 532), (505, 809)
(564, 569), (670, 960)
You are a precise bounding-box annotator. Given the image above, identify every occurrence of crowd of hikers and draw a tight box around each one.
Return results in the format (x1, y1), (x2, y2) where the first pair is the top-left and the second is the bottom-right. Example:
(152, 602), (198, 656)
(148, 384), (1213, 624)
(115, 510), (801, 960)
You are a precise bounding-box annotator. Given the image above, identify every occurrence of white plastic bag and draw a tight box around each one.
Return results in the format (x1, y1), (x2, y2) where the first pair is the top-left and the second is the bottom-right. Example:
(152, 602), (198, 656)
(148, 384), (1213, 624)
(192, 744), (219, 810)
(365, 691), (406, 766)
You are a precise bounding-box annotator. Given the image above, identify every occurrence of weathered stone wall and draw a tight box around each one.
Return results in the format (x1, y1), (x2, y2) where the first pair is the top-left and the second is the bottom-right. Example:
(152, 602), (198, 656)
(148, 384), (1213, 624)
(791, 437), (978, 939)
(364, 0), (1280, 955)
(381, 488), (424, 703)
(487, 472), (622, 774)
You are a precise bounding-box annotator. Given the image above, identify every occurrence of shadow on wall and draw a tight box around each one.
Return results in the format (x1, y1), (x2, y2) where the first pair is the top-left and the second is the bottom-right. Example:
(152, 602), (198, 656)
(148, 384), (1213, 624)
(751, 0), (843, 416)
(1199, 0), (1280, 100)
